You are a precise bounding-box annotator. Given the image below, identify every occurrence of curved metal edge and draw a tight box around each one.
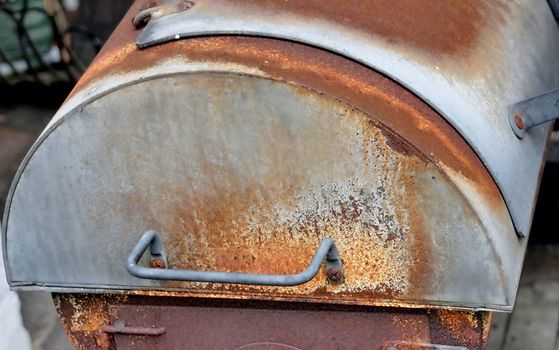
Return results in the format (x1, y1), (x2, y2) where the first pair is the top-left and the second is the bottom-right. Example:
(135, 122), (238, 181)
(126, 230), (342, 286)
(134, 1), (559, 238)
(8, 283), (513, 312)
(0, 217), (7, 284)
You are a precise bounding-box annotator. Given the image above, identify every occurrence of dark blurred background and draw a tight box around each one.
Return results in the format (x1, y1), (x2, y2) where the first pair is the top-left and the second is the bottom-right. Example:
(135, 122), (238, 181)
(0, 1), (558, 349)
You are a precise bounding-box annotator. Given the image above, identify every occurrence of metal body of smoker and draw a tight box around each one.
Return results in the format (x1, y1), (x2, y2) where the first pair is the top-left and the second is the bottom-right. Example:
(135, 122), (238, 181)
(3, 1), (559, 349)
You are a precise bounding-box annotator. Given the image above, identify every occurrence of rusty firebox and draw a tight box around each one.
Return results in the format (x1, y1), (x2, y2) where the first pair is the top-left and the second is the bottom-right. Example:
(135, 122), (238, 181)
(3, 0), (559, 349)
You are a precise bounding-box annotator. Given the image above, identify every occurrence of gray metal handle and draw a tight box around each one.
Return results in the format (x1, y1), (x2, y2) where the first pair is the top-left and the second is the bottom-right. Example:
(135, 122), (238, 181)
(126, 230), (344, 286)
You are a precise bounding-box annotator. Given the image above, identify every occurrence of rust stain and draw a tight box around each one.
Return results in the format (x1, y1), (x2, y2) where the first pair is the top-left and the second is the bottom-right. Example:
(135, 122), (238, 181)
(226, 0), (508, 55)
(71, 0), (508, 107)
(150, 258), (166, 269)
(431, 309), (486, 349)
(123, 287), (449, 311)
(482, 312), (493, 345)
(391, 314), (431, 345)
(54, 294), (126, 350)
(127, 0), (510, 56)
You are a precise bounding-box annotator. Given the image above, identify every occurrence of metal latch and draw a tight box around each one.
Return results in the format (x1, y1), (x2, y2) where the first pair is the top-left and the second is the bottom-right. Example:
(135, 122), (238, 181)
(102, 319), (166, 336)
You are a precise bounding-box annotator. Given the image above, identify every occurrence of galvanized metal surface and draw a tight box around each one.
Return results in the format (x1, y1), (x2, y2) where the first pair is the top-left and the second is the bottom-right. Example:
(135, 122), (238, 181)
(4, 71), (515, 310)
(133, 0), (559, 237)
(53, 294), (491, 350)
(127, 230), (344, 286)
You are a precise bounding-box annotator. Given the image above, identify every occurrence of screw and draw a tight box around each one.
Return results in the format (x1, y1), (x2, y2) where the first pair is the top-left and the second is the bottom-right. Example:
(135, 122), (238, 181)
(514, 115), (525, 130)
(150, 258), (166, 269)
(327, 267), (343, 282)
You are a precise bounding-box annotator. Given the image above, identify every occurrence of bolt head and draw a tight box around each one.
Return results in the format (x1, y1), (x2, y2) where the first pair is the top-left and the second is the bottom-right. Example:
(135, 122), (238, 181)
(514, 115), (525, 130)
(327, 267), (343, 282)
(150, 258), (166, 269)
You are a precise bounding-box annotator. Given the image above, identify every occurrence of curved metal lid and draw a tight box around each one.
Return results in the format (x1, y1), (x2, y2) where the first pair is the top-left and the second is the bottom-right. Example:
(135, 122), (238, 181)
(3, 68), (519, 311)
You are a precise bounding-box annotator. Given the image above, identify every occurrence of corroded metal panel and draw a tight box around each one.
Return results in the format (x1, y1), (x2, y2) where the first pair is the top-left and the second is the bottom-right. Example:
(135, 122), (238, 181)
(110, 305), (431, 349)
(53, 294), (491, 350)
(4, 72), (513, 310)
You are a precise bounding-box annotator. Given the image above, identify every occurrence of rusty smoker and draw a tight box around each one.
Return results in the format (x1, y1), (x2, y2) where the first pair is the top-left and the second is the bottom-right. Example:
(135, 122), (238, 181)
(3, 1), (559, 349)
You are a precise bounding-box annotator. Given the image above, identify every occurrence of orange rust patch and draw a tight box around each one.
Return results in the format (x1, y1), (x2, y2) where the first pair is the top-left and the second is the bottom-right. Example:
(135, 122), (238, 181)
(434, 309), (484, 348)
(71, 0), (512, 92)
(391, 314), (431, 344)
(227, 0), (509, 55)
(54, 294), (127, 350)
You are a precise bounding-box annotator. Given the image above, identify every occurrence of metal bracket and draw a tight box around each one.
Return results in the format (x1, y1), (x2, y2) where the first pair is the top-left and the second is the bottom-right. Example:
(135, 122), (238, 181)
(133, 0), (194, 29)
(127, 230), (344, 286)
(510, 89), (559, 139)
